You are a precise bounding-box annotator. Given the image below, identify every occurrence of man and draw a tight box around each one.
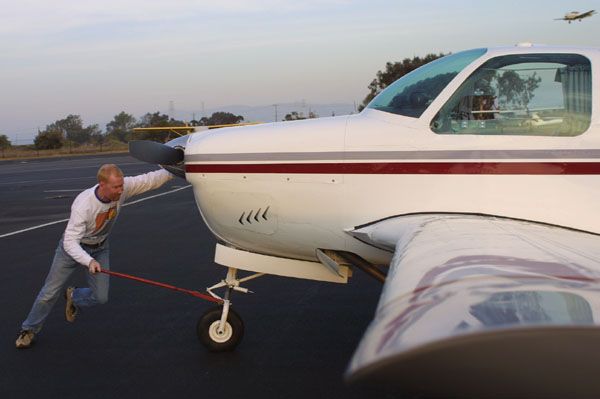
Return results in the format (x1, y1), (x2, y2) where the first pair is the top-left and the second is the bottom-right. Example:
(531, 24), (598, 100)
(16, 163), (173, 349)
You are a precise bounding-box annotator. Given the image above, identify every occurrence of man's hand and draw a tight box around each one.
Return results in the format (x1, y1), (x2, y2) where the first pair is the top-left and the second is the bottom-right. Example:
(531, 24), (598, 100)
(88, 259), (101, 274)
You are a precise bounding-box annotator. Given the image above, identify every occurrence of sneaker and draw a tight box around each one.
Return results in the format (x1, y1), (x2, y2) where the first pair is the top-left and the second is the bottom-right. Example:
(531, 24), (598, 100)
(65, 286), (78, 323)
(15, 330), (35, 349)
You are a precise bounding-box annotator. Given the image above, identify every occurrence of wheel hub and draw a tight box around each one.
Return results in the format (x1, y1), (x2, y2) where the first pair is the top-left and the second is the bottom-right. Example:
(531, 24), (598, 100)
(208, 320), (233, 343)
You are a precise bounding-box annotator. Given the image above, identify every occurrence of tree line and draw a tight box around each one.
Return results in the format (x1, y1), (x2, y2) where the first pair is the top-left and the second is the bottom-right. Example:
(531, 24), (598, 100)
(31, 111), (245, 150)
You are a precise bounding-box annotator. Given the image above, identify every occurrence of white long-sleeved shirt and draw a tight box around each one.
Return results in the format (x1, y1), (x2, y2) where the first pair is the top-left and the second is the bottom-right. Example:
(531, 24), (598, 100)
(63, 169), (173, 266)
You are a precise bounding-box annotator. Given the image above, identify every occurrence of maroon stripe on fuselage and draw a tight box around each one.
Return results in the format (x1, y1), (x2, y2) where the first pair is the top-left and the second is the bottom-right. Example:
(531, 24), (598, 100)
(186, 162), (600, 175)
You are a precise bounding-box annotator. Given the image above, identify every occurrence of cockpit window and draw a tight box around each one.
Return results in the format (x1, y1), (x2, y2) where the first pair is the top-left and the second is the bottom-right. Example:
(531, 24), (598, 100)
(430, 53), (592, 136)
(367, 48), (487, 118)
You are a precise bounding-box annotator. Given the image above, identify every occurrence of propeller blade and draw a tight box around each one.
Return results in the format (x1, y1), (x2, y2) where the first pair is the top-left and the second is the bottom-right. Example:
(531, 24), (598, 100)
(129, 140), (184, 165)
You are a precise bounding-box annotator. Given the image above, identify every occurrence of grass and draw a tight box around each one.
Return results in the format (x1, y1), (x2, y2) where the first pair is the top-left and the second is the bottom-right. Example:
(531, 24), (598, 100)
(0, 141), (129, 161)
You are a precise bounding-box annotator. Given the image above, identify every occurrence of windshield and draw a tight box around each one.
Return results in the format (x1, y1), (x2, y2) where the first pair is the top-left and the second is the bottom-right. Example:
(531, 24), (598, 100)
(367, 48), (487, 118)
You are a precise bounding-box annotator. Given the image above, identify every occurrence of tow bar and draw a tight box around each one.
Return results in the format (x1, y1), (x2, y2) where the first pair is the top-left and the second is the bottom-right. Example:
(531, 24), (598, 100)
(100, 268), (222, 304)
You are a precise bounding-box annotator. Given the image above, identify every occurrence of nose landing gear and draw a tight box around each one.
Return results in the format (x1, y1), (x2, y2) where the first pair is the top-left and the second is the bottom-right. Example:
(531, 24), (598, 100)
(198, 268), (263, 351)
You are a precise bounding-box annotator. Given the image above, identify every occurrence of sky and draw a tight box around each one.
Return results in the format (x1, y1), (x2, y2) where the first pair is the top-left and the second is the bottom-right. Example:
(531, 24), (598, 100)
(1, 0), (599, 143)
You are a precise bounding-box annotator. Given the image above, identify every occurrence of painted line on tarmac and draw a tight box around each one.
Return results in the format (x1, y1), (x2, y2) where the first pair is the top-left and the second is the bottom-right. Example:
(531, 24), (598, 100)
(0, 185), (192, 239)
(0, 176), (97, 186)
(0, 162), (144, 176)
(44, 189), (86, 192)
(121, 185), (191, 206)
(0, 218), (71, 239)
(0, 166), (157, 185)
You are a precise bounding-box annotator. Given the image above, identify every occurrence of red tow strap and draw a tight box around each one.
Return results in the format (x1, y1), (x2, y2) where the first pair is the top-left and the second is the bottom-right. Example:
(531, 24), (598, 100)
(100, 268), (223, 304)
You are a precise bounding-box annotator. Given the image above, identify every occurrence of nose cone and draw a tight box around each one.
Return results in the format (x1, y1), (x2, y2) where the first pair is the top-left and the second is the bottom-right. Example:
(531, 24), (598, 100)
(162, 135), (189, 179)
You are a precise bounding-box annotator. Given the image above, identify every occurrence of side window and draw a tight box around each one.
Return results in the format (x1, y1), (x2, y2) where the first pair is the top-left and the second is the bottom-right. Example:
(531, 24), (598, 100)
(430, 54), (592, 136)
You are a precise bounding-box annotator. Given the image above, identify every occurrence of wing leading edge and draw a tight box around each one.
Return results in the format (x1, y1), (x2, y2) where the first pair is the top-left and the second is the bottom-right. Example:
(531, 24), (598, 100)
(346, 214), (600, 398)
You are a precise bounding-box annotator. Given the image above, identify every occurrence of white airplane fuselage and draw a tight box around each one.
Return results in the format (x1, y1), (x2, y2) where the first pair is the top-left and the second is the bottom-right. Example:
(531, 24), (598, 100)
(183, 45), (600, 271)
(562, 10), (595, 21)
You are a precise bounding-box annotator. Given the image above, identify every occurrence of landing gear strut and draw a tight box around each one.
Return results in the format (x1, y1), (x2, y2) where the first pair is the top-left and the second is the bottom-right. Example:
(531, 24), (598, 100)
(198, 268), (263, 351)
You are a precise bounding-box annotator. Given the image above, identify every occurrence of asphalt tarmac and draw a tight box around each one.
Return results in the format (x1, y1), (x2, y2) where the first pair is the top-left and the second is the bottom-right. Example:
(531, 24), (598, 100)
(0, 154), (408, 399)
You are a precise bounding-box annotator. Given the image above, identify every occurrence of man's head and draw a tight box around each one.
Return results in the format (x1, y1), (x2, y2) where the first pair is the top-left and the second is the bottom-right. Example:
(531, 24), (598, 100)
(97, 164), (124, 202)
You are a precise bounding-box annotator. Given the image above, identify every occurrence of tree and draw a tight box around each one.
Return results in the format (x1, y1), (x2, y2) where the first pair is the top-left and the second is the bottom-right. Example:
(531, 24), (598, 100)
(40, 114), (102, 146)
(193, 112), (244, 126)
(496, 70), (541, 110)
(137, 112), (191, 142)
(49, 115), (90, 145)
(106, 112), (137, 142)
(87, 124), (105, 145)
(34, 129), (64, 150)
(0, 134), (11, 157)
(0, 134), (11, 149)
(359, 53), (446, 111)
(36, 114), (101, 150)
(283, 111), (318, 121)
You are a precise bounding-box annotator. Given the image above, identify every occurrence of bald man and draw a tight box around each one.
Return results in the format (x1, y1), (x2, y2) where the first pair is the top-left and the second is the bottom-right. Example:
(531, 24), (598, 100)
(16, 164), (173, 349)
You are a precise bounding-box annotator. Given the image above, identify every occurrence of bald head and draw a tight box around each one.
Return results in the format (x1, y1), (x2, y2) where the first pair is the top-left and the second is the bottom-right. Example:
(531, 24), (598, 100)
(97, 164), (123, 183)
(97, 164), (125, 202)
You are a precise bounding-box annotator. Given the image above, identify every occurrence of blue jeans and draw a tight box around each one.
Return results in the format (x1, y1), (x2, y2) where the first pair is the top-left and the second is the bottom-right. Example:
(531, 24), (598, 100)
(21, 239), (110, 333)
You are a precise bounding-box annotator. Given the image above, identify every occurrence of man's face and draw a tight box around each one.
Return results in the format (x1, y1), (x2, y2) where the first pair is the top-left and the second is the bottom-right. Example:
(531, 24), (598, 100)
(99, 174), (124, 201)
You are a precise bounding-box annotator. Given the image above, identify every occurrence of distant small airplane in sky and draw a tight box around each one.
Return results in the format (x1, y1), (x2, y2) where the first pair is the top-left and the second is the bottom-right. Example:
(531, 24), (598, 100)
(554, 10), (596, 23)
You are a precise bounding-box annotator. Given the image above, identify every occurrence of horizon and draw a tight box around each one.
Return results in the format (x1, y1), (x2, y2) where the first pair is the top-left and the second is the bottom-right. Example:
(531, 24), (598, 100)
(6, 101), (357, 145)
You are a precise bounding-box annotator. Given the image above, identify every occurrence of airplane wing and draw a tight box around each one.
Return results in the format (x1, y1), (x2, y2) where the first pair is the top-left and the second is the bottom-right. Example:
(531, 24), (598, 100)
(580, 10), (596, 18)
(346, 214), (600, 397)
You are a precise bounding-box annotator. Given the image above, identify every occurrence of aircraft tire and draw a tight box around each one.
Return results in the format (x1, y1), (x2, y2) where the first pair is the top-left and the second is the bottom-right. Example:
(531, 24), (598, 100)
(197, 306), (244, 352)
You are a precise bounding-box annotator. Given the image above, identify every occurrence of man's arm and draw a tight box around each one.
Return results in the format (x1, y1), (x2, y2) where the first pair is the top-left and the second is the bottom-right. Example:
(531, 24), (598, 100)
(122, 169), (174, 200)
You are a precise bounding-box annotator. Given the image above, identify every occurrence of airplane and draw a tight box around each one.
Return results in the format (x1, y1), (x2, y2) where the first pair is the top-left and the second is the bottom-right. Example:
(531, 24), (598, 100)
(554, 9), (596, 23)
(130, 43), (600, 397)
